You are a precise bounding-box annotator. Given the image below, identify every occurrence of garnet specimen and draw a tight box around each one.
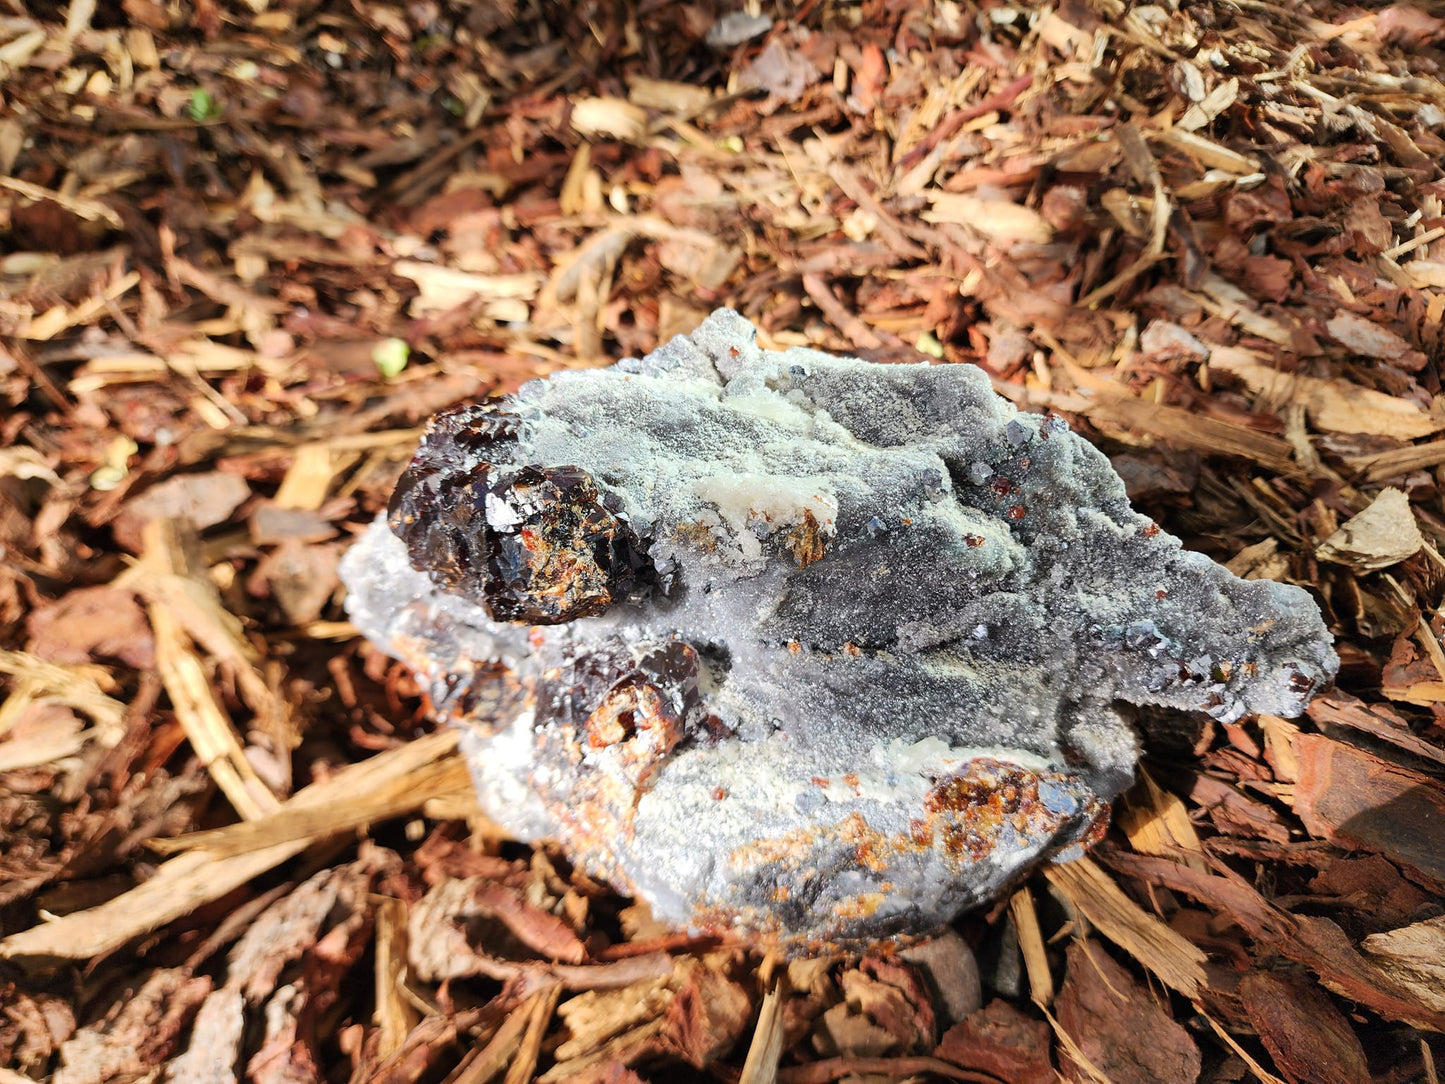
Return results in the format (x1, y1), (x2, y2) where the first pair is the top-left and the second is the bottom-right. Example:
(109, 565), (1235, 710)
(386, 401), (652, 623)
(340, 309), (1337, 951)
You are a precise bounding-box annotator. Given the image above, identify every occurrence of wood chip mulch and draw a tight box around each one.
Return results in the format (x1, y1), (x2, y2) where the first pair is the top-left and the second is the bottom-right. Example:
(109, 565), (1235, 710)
(2, 1), (1445, 1082)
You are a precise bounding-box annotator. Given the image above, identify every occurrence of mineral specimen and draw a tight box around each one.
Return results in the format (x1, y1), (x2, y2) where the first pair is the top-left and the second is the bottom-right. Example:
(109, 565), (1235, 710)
(340, 309), (1338, 951)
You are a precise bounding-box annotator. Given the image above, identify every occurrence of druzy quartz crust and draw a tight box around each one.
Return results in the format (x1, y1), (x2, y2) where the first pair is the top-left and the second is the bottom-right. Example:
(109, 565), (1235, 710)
(340, 309), (1337, 950)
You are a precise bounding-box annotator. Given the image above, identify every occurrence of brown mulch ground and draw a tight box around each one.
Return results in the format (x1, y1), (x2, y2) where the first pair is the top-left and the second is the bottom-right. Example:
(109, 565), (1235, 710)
(3, 1), (1445, 1081)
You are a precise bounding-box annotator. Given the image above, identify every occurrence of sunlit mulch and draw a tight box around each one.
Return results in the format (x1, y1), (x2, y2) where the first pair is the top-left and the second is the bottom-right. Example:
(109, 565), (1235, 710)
(3, 1), (1445, 1081)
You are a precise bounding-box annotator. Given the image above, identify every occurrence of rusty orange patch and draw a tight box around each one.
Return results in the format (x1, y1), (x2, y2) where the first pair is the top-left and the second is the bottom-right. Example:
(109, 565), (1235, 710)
(923, 759), (1102, 869)
(583, 681), (682, 787)
(782, 508), (829, 567)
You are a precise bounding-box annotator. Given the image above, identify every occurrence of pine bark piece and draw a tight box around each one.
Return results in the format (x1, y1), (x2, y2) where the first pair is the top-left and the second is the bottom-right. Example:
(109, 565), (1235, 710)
(1054, 941), (1200, 1084)
(1105, 850), (1445, 1032)
(1314, 487), (1423, 572)
(24, 585), (156, 669)
(1293, 733), (1445, 888)
(111, 470), (251, 552)
(341, 309), (1337, 951)
(54, 968), (212, 1084)
(935, 999), (1053, 1084)
(1238, 969), (1371, 1084)
(1361, 914), (1445, 1014)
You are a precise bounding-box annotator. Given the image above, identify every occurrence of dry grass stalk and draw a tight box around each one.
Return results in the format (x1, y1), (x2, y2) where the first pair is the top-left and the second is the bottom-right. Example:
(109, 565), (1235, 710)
(502, 985), (563, 1084)
(1116, 769), (1208, 873)
(149, 753), (472, 857)
(0, 730), (459, 960)
(1009, 886), (1055, 1007)
(273, 442), (342, 511)
(447, 999), (535, 1084)
(148, 599), (278, 821)
(1045, 857), (1206, 999)
(373, 896), (420, 1060)
(1199, 1012), (1289, 1084)
(141, 519), (280, 821)
(1042, 1004), (1117, 1084)
(738, 973), (787, 1084)
(0, 649), (126, 734)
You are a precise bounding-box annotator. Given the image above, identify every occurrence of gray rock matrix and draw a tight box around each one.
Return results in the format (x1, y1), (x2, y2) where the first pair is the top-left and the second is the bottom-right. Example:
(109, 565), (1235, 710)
(341, 309), (1337, 950)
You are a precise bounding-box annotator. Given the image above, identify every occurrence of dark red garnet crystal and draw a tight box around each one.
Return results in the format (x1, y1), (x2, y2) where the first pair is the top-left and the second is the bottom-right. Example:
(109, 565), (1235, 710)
(387, 400), (652, 624)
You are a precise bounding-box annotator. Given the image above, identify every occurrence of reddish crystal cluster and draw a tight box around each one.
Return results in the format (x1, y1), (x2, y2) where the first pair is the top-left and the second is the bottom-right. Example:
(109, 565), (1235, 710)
(388, 402), (653, 625)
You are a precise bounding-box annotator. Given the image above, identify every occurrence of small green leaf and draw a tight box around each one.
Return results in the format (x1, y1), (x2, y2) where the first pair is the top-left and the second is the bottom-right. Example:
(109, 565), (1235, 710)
(373, 338), (411, 378)
(188, 88), (221, 122)
(89, 465), (127, 491)
(915, 331), (945, 359)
